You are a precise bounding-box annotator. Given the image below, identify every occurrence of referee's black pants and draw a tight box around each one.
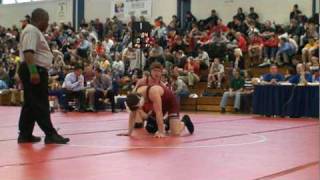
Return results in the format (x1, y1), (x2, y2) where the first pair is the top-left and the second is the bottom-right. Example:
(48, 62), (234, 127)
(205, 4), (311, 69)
(18, 62), (57, 137)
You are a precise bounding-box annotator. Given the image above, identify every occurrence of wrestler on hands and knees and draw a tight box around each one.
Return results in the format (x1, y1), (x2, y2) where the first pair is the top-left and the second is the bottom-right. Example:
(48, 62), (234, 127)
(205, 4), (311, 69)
(118, 63), (194, 138)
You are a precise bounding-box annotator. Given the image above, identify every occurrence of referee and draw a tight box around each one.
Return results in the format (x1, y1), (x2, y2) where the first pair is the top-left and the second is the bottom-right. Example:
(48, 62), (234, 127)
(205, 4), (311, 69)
(18, 8), (69, 144)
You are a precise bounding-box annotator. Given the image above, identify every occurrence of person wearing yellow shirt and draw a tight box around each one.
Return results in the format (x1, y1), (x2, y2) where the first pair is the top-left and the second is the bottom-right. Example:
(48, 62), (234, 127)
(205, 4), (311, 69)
(302, 37), (319, 63)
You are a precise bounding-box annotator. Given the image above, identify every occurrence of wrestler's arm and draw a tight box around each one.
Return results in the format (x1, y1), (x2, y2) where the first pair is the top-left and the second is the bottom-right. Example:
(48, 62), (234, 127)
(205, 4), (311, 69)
(117, 111), (136, 136)
(149, 87), (166, 138)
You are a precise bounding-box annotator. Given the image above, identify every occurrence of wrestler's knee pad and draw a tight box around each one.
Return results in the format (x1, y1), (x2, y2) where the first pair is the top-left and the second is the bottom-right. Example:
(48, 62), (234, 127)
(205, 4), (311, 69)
(181, 115), (194, 134)
(164, 117), (170, 131)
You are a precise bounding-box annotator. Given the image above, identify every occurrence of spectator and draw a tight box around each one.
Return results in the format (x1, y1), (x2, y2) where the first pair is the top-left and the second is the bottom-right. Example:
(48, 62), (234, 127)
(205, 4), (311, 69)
(203, 9), (219, 28)
(171, 74), (189, 103)
(301, 37), (318, 63)
(169, 15), (181, 30)
(230, 48), (245, 70)
(0, 65), (9, 86)
(196, 47), (210, 67)
(284, 66), (297, 81)
(287, 18), (304, 44)
(261, 21), (275, 37)
(275, 37), (297, 66)
(181, 56), (200, 86)
(207, 58), (224, 88)
(261, 64), (284, 84)
(211, 18), (229, 34)
(259, 34), (279, 67)
(248, 32), (263, 65)
(151, 17), (167, 46)
(49, 45), (65, 76)
(0, 79), (8, 90)
(211, 31), (229, 45)
(77, 33), (91, 59)
(103, 18), (112, 37)
(150, 39), (164, 58)
(62, 65), (86, 111)
(309, 56), (319, 73)
(171, 36), (187, 53)
(95, 41), (106, 57)
(91, 68), (116, 112)
(220, 68), (245, 113)
(230, 16), (248, 35)
(248, 7), (259, 21)
(235, 7), (246, 22)
(300, 22), (319, 47)
(122, 43), (137, 73)
(184, 11), (197, 31)
(235, 32), (248, 53)
(94, 18), (104, 40)
(112, 52), (125, 77)
(288, 63), (312, 84)
(290, 4), (302, 21)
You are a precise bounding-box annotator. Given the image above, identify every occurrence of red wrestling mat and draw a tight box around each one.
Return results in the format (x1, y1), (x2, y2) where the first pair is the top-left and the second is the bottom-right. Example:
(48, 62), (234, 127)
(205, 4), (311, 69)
(0, 107), (319, 180)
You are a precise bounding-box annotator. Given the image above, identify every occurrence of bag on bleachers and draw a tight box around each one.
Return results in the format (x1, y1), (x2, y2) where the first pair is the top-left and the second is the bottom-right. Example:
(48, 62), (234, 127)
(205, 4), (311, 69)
(10, 89), (23, 105)
(0, 90), (11, 105)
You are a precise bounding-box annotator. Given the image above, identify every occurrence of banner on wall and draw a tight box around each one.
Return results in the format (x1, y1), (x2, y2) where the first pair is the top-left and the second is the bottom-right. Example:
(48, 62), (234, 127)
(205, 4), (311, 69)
(111, 0), (152, 20)
(57, 0), (67, 21)
(113, 0), (126, 19)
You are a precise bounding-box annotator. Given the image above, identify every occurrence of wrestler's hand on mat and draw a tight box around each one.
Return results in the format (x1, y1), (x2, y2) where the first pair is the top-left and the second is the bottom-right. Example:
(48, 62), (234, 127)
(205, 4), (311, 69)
(117, 133), (131, 136)
(154, 131), (166, 138)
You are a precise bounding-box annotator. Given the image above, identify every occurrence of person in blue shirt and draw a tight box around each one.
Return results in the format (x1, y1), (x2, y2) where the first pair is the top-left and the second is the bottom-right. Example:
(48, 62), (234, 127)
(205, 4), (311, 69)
(262, 64), (284, 84)
(77, 34), (90, 58)
(62, 65), (86, 111)
(0, 80), (8, 90)
(276, 37), (296, 66)
(289, 63), (313, 84)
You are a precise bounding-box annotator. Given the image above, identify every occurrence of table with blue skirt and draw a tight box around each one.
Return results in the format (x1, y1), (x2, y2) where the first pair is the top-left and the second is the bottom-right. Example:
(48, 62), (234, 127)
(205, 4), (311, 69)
(253, 85), (319, 118)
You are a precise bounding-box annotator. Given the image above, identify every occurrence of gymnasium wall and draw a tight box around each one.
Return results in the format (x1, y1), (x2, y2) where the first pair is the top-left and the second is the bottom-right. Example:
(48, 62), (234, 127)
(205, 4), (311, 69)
(0, 0), (314, 28)
(84, 0), (177, 24)
(191, 0), (313, 25)
(0, 0), (73, 28)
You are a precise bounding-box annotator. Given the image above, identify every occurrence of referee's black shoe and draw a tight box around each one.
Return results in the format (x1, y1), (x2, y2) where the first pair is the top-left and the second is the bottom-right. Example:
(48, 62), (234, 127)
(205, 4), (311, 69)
(18, 135), (41, 144)
(45, 134), (70, 144)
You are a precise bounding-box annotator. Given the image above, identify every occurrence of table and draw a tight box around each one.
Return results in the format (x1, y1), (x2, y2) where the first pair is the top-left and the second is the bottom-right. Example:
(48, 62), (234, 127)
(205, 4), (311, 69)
(253, 85), (319, 118)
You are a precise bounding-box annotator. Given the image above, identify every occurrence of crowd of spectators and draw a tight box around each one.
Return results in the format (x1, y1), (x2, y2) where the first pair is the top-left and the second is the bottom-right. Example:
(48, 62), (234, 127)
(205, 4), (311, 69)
(0, 4), (319, 112)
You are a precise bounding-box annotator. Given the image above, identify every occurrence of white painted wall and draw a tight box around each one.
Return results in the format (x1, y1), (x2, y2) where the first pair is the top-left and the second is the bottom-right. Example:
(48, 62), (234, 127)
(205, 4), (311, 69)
(0, 0), (73, 28)
(0, 0), (314, 28)
(84, 0), (112, 22)
(191, 0), (313, 25)
(152, 0), (177, 24)
(84, 0), (177, 24)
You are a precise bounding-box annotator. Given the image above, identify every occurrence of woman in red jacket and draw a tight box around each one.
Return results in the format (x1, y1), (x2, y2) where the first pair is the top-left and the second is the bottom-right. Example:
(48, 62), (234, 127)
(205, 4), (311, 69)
(248, 32), (264, 66)
(259, 34), (279, 67)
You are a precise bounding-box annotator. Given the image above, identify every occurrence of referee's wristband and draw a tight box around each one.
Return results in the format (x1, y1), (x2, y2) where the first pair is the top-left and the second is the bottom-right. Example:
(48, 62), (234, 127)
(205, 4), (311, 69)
(27, 64), (38, 74)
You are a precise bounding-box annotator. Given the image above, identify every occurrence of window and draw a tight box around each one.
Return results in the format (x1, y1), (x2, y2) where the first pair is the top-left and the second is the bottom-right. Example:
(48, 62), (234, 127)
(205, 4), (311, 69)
(2, 0), (47, 4)
(16, 0), (32, 2)
(2, 0), (17, 4)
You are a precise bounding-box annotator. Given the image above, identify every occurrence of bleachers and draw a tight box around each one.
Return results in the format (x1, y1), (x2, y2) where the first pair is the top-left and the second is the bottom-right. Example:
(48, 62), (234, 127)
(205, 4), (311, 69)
(180, 66), (288, 112)
(0, 89), (23, 106)
(0, 66), (289, 113)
